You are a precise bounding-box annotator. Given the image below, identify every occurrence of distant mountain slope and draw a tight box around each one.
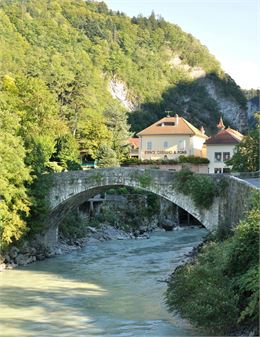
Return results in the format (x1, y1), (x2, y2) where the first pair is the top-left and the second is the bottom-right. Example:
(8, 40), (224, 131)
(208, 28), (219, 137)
(0, 0), (247, 135)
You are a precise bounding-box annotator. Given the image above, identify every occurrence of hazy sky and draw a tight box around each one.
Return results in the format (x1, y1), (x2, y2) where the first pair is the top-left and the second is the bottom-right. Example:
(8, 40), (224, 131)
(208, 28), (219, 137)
(104, 0), (260, 89)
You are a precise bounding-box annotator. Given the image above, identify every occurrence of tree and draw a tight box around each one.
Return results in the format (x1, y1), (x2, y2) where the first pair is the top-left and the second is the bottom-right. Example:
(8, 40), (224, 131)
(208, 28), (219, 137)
(78, 113), (113, 159)
(0, 98), (31, 249)
(104, 105), (132, 162)
(227, 113), (260, 172)
(96, 145), (120, 168)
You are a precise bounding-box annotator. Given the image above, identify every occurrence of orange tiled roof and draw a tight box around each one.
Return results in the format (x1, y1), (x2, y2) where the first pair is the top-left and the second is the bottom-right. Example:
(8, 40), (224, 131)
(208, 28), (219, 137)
(137, 116), (207, 138)
(128, 137), (140, 148)
(205, 128), (243, 145)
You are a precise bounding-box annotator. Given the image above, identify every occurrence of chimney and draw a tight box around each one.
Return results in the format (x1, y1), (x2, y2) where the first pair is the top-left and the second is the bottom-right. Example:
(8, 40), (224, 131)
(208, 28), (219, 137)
(175, 114), (179, 125)
(200, 126), (205, 134)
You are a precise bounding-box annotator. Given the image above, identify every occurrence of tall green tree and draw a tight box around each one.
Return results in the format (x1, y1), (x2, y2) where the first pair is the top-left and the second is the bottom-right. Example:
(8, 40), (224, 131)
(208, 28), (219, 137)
(227, 113), (260, 172)
(104, 105), (132, 162)
(0, 97), (31, 249)
(96, 144), (120, 168)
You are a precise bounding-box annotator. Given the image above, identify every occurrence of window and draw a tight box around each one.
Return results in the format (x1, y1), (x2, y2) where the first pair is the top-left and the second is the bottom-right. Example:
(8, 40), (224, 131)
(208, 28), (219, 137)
(223, 152), (230, 161)
(163, 141), (168, 149)
(214, 152), (222, 162)
(223, 168), (231, 174)
(158, 122), (175, 126)
(178, 140), (186, 151)
(214, 168), (222, 174)
(147, 141), (152, 150)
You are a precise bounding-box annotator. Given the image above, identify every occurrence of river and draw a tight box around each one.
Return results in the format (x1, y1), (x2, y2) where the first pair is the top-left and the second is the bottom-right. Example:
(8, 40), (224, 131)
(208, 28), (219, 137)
(0, 228), (207, 337)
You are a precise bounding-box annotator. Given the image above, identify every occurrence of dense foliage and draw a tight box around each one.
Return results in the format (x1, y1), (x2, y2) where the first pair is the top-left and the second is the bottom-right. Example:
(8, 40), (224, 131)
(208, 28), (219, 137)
(227, 113), (260, 172)
(166, 194), (260, 335)
(0, 0), (246, 247)
(174, 168), (216, 209)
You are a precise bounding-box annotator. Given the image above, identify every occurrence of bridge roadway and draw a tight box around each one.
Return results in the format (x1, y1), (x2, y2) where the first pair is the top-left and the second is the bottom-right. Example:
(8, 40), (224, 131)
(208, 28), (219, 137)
(241, 178), (260, 189)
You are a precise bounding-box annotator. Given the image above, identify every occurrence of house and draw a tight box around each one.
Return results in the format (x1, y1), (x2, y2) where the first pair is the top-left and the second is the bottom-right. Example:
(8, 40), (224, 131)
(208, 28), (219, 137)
(137, 114), (207, 161)
(205, 118), (243, 173)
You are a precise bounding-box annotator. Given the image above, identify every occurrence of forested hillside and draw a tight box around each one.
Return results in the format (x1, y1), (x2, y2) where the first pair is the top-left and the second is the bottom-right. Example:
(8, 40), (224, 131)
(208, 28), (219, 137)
(0, 0), (248, 247)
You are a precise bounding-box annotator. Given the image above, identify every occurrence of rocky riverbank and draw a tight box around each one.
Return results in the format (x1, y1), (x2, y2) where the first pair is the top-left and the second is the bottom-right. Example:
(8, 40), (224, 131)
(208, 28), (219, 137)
(0, 223), (162, 271)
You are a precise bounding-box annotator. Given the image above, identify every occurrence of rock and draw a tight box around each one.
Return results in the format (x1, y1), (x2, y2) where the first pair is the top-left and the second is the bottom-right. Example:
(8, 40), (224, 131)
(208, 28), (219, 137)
(9, 246), (19, 259)
(86, 226), (97, 234)
(19, 242), (30, 254)
(29, 247), (37, 256)
(36, 254), (46, 261)
(161, 219), (175, 231)
(44, 247), (55, 258)
(0, 255), (5, 264)
(139, 225), (147, 234)
(6, 263), (17, 269)
(15, 254), (34, 266)
(0, 263), (6, 271)
(4, 254), (11, 264)
(86, 237), (101, 244)
(53, 247), (62, 255)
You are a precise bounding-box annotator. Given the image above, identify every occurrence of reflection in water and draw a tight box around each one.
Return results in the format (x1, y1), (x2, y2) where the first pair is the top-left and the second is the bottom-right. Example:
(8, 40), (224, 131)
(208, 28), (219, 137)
(0, 228), (207, 337)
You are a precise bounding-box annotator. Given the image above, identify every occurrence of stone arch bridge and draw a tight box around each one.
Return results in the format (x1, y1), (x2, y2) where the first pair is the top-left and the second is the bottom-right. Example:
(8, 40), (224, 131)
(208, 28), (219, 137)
(43, 168), (257, 246)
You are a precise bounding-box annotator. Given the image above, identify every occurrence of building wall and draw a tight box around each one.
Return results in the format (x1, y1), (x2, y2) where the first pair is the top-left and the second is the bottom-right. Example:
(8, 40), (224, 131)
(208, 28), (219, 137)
(139, 134), (205, 160)
(207, 144), (235, 173)
(191, 136), (207, 157)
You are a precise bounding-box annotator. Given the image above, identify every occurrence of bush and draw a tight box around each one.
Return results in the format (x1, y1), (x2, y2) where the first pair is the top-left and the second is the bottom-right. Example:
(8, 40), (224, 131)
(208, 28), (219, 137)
(166, 242), (240, 335)
(122, 156), (209, 166)
(190, 175), (216, 208)
(174, 167), (194, 195)
(179, 155), (209, 164)
(175, 168), (216, 208)
(166, 202), (260, 335)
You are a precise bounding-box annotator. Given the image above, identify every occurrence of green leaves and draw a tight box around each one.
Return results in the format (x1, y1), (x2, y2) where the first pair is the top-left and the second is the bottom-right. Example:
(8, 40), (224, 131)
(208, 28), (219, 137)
(0, 99), (31, 249)
(175, 168), (216, 209)
(166, 203), (260, 335)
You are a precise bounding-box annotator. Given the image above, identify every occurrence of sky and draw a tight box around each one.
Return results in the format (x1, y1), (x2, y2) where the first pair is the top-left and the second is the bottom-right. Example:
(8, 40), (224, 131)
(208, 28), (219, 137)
(104, 0), (260, 90)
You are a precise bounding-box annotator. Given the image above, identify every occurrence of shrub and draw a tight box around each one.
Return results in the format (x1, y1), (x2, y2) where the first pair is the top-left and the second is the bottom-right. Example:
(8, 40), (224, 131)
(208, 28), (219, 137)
(122, 156), (209, 166)
(190, 175), (216, 209)
(138, 171), (152, 188)
(166, 243), (240, 335)
(179, 155), (209, 164)
(175, 168), (216, 208)
(166, 203), (260, 336)
(174, 167), (194, 195)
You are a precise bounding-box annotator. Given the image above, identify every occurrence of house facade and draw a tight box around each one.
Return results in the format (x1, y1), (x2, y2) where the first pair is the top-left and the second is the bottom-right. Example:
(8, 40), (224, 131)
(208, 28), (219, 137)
(137, 115), (207, 161)
(205, 118), (243, 173)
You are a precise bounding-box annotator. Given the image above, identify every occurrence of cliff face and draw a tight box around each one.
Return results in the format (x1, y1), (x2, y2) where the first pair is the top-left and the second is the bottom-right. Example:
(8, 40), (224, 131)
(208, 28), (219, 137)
(247, 96), (260, 126)
(200, 78), (248, 131)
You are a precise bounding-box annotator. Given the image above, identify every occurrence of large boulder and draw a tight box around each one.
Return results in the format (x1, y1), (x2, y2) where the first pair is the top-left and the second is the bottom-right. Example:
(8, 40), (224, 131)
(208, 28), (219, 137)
(160, 218), (175, 231)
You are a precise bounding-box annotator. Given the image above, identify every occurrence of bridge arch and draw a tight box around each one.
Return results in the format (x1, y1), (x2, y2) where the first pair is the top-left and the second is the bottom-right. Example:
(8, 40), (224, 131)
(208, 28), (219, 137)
(44, 168), (220, 245)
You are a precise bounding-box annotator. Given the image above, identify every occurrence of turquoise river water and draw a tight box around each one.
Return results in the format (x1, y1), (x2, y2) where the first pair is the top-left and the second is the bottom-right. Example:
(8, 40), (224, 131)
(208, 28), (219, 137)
(0, 228), (207, 337)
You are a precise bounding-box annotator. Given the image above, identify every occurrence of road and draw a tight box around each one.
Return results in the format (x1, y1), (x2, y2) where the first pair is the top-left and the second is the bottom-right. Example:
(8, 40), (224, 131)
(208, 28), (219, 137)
(241, 178), (260, 189)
